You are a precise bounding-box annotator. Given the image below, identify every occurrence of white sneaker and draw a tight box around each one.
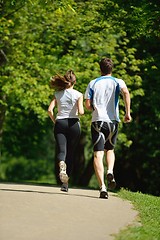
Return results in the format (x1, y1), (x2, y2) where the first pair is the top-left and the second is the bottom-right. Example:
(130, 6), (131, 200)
(59, 161), (69, 183)
(107, 173), (116, 190)
(99, 185), (108, 199)
(61, 183), (68, 192)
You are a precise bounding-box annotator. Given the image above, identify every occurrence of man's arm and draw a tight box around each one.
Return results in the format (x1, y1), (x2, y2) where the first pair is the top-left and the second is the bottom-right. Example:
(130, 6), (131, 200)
(121, 87), (132, 123)
(85, 99), (93, 111)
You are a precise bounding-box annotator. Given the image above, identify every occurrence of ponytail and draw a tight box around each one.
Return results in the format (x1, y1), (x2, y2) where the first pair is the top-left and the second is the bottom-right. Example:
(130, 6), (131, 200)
(50, 70), (76, 91)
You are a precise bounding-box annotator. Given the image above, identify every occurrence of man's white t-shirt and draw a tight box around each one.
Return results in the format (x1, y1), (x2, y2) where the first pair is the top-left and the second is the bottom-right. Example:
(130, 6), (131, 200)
(85, 76), (126, 122)
(55, 89), (82, 119)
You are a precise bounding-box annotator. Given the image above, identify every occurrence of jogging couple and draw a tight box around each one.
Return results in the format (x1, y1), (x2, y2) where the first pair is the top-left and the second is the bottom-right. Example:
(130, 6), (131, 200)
(48, 57), (131, 199)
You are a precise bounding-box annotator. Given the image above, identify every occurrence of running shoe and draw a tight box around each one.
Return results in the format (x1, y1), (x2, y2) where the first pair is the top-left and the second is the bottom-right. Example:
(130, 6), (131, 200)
(99, 186), (108, 199)
(61, 183), (68, 192)
(59, 161), (69, 183)
(107, 173), (116, 190)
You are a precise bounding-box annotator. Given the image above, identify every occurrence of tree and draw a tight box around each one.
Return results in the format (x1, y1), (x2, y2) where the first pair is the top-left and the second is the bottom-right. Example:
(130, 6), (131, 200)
(3, 0), (157, 195)
(105, 0), (160, 195)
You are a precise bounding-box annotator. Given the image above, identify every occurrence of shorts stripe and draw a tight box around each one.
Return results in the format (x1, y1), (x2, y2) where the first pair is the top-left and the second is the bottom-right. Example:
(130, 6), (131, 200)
(91, 121), (118, 151)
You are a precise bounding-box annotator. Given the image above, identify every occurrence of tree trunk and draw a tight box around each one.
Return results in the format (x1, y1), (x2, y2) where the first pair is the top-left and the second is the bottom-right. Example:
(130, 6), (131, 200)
(0, 94), (6, 149)
(78, 155), (94, 186)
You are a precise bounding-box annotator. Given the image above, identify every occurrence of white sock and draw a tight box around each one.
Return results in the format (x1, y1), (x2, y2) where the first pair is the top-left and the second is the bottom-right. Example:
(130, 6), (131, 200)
(101, 184), (106, 191)
(107, 170), (113, 175)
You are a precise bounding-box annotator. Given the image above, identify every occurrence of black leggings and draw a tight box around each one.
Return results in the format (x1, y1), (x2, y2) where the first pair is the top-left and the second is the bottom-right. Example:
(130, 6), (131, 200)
(54, 118), (81, 177)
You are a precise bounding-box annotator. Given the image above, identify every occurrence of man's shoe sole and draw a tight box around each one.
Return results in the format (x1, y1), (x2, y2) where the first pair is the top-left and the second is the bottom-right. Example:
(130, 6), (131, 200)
(99, 191), (108, 199)
(107, 173), (114, 181)
(107, 173), (116, 190)
(108, 181), (116, 190)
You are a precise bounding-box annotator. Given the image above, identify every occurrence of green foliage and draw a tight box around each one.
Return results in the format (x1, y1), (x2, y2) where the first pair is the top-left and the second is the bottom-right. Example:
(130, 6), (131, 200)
(2, 111), (54, 159)
(110, 0), (160, 196)
(1, 156), (53, 182)
(0, 0), (159, 195)
(116, 189), (160, 240)
(0, 0), (143, 124)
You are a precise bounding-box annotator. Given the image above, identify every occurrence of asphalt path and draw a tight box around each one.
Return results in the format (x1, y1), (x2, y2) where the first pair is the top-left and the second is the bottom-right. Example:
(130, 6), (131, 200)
(0, 183), (138, 240)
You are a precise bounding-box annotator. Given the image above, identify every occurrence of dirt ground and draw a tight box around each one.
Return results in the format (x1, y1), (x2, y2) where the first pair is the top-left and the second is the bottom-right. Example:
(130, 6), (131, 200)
(0, 183), (138, 240)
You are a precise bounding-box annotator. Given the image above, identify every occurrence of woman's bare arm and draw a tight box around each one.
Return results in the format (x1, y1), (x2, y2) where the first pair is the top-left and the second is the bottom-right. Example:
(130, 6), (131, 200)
(77, 94), (84, 115)
(48, 97), (57, 123)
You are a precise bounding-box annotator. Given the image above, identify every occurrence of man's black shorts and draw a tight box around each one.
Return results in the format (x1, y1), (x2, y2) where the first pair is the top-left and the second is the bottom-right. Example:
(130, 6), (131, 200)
(91, 121), (118, 151)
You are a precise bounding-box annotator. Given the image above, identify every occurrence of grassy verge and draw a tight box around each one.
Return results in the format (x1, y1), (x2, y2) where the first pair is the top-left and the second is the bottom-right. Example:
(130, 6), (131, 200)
(115, 189), (160, 240)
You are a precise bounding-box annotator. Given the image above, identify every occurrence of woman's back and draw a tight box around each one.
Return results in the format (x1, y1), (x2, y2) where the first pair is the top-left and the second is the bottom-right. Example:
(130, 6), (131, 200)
(55, 89), (82, 119)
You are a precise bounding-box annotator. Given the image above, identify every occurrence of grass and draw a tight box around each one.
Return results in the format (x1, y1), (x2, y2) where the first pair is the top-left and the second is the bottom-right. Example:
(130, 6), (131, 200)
(115, 188), (160, 240)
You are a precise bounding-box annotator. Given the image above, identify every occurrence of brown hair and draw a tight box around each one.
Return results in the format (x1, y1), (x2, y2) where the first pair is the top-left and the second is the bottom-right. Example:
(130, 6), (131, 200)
(50, 70), (76, 91)
(99, 58), (113, 75)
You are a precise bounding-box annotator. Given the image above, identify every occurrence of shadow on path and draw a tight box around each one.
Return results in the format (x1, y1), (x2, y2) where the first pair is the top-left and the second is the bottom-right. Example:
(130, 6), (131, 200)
(0, 183), (138, 240)
(0, 187), (98, 199)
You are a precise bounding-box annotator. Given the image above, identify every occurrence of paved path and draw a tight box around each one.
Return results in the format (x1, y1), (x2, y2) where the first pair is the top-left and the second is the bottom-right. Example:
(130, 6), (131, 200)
(0, 183), (138, 240)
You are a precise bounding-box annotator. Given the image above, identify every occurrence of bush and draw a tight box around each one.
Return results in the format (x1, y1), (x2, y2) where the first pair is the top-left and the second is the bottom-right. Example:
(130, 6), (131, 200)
(1, 156), (53, 182)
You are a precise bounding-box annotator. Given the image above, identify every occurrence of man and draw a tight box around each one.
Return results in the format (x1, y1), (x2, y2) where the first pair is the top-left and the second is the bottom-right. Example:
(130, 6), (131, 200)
(85, 58), (131, 199)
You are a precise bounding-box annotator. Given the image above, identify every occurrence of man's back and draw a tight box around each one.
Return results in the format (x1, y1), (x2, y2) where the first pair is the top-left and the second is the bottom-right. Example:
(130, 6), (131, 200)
(85, 76), (126, 122)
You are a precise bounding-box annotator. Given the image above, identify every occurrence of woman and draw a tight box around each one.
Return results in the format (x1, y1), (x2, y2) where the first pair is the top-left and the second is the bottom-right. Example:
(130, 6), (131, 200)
(48, 70), (84, 192)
